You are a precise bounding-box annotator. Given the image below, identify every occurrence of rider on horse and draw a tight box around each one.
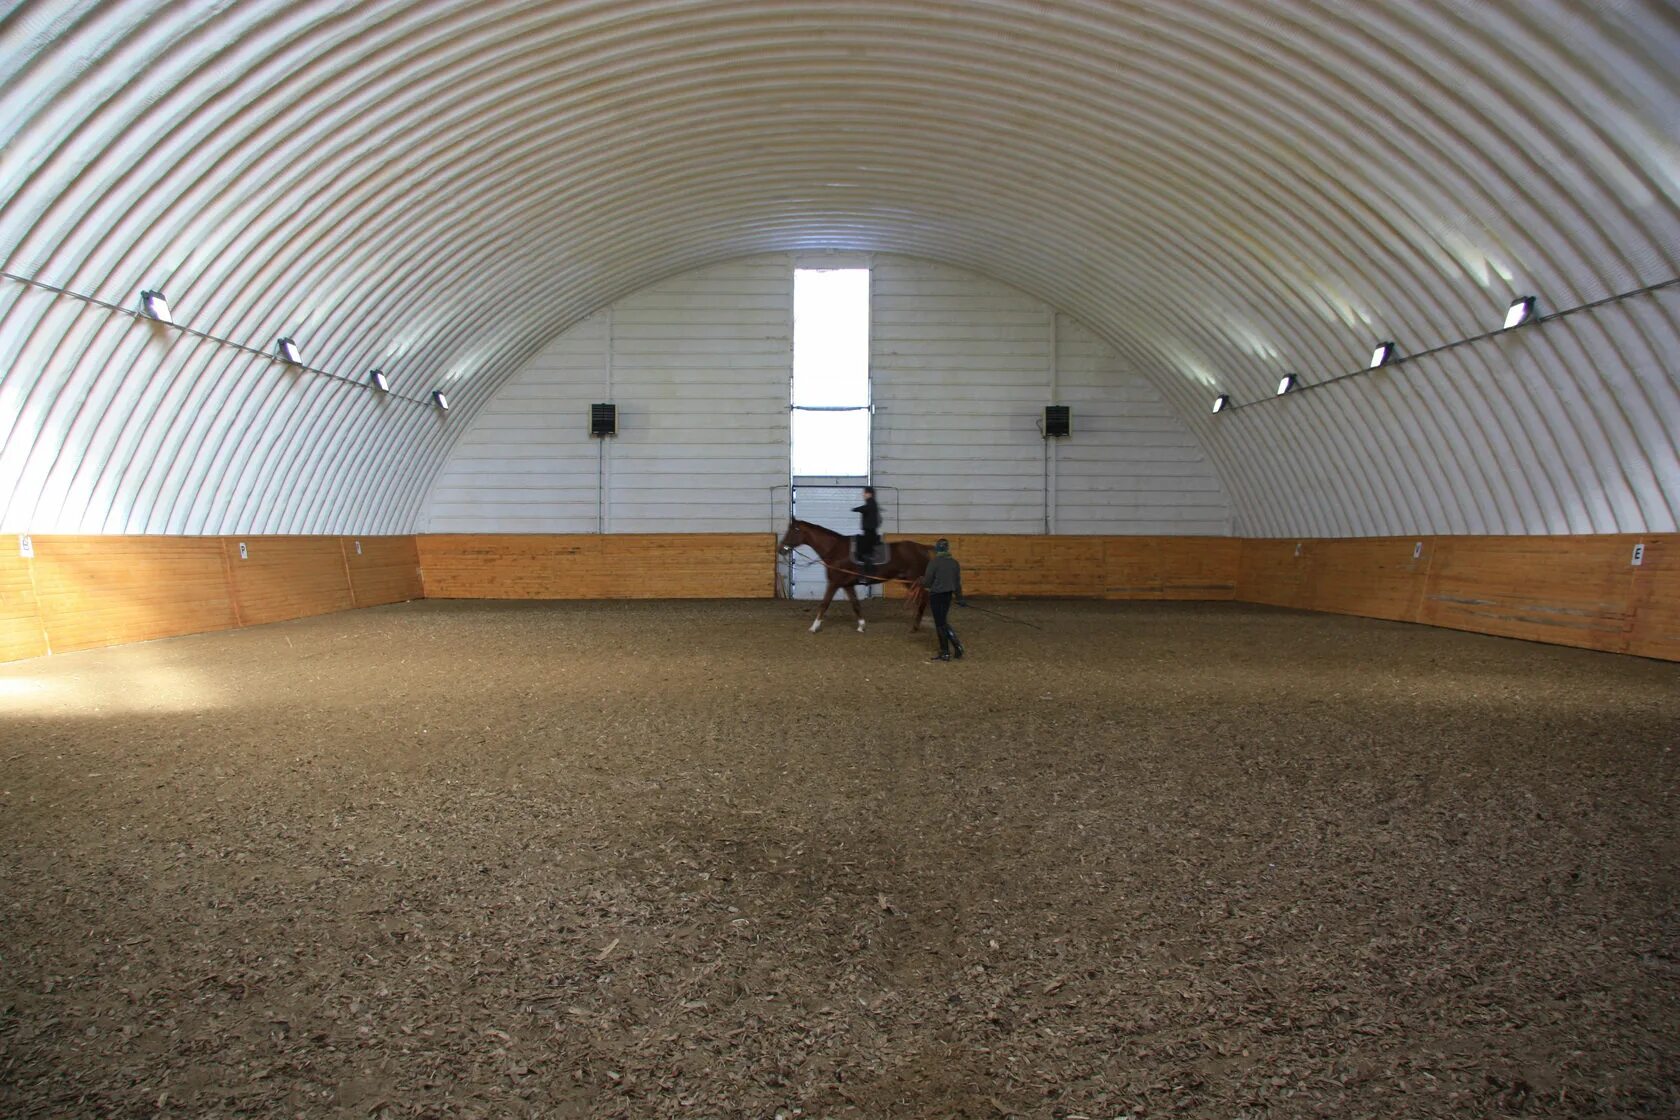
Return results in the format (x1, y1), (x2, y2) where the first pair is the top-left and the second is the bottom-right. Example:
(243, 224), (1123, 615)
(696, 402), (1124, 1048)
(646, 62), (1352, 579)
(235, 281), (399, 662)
(853, 487), (882, 575)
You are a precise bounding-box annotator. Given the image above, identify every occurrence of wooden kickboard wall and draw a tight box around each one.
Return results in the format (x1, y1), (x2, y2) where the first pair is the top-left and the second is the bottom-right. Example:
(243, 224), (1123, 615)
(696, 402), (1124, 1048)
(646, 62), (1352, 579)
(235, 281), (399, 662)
(0, 549), (48, 663)
(1237, 534), (1676, 661)
(0, 535), (421, 661)
(1, 532), (1672, 663)
(416, 534), (773, 600)
(880, 536), (1240, 600)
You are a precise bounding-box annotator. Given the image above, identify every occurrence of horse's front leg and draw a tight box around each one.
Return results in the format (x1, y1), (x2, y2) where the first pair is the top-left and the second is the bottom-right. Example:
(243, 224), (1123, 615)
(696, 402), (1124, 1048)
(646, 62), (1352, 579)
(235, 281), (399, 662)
(910, 584), (927, 631)
(811, 580), (839, 633)
(843, 584), (865, 632)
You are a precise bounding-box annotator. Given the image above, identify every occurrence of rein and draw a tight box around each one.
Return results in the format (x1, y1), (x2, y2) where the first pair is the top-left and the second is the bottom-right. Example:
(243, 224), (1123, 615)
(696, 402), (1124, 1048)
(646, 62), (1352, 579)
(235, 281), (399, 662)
(783, 521), (927, 611)
(782, 523), (1037, 626)
(959, 601), (1044, 630)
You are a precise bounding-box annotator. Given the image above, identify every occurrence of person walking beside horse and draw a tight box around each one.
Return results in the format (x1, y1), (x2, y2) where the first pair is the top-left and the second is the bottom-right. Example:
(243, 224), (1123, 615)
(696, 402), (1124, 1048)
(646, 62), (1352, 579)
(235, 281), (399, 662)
(920, 538), (966, 662)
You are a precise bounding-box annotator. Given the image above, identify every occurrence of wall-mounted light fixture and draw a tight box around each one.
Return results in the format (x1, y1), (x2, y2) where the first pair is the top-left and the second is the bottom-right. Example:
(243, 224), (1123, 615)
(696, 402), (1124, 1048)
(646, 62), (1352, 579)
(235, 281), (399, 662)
(138, 289), (172, 324)
(1276, 374), (1298, 396)
(1212, 394), (1230, 414)
(432, 390), (450, 411)
(276, 337), (302, 364)
(369, 370), (390, 393)
(1369, 341), (1395, 368)
(1502, 296), (1537, 330)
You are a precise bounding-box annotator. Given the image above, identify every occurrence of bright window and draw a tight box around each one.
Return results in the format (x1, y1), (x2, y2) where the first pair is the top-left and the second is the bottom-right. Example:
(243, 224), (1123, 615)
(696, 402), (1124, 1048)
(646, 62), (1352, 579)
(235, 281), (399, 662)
(791, 268), (870, 476)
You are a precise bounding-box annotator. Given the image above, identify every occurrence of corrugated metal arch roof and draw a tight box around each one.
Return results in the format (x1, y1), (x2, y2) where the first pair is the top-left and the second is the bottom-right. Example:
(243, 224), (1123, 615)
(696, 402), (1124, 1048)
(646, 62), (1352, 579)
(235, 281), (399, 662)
(1, 0), (1676, 535)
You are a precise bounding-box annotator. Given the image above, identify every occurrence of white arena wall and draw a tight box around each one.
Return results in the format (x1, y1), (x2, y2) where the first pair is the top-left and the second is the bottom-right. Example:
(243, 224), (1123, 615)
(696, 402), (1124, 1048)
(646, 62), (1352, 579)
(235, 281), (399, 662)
(421, 254), (1232, 536)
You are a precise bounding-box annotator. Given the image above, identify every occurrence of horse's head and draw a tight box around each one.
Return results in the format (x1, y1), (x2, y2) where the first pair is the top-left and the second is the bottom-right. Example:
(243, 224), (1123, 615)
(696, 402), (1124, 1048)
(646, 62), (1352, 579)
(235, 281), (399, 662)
(778, 519), (804, 554)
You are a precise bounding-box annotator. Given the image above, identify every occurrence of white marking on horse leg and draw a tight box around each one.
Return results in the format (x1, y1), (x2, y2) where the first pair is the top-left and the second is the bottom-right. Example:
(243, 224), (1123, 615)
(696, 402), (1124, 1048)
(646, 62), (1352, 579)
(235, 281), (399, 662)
(857, 618), (867, 632)
(809, 618), (822, 633)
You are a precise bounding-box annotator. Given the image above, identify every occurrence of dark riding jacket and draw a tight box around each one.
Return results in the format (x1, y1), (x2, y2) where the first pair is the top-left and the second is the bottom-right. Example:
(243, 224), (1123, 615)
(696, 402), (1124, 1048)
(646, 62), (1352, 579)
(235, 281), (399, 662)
(853, 497), (881, 539)
(920, 555), (963, 596)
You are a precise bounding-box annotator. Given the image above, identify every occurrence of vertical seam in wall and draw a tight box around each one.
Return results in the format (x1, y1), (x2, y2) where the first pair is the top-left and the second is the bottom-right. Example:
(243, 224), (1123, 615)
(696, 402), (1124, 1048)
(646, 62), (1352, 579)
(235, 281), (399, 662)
(24, 544), (51, 656)
(1046, 308), (1057, 536)
(1628, 536), (1653, 655)
(340, 537), (358, 609)
(220, 538), (246, 630)
(1409, 536), (1437, 623)
(1619, 537), (1641, 654)
(601, 306), (614, 535)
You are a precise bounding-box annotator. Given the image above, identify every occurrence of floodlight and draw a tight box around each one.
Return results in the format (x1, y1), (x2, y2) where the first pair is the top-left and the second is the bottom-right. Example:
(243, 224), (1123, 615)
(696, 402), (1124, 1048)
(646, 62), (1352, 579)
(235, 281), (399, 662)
(276, 337), (302, 364)
(369, 370), (390, 392)
(139, 289), (172, 324)
(1369, 341), (1395, 368)
(1276, 374), (1298, 396)
(1503, 296), (1536, 330)
(432, 390), (450, 411)
(1212, 394), (1230, 414)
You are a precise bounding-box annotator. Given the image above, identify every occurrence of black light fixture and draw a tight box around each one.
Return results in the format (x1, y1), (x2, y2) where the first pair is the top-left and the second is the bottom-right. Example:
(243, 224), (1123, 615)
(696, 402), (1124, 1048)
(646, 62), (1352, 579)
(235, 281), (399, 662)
(1212, 394), (1230, 414)
(1369, 341), (1395, 368)
(1276, 373), (1298, 396)
(1503, 296), (1537, 330)
(139, 289), (172, 324)
(1042, 405), (1071, 437)
(432, 390), (450, 411)
(590, 403), (617, 437)
(276, 337), (302, 364)
(369, 370), (390, 393)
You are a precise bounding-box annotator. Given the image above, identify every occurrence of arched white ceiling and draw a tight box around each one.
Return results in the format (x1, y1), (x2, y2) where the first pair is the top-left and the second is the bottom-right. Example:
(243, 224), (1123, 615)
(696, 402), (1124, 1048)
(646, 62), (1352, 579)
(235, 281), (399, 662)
(1, 0), (1676, 535)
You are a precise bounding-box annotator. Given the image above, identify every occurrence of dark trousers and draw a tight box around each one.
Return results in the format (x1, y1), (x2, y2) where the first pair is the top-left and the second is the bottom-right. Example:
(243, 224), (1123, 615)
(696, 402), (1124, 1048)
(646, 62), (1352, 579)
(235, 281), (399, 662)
(930, 591), (958, 653)
(859, 532), (881, 572)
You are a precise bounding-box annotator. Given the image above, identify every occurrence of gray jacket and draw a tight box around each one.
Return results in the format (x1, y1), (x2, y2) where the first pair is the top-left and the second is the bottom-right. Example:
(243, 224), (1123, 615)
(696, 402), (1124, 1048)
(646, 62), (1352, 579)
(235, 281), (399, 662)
(920, 554), (963, 596)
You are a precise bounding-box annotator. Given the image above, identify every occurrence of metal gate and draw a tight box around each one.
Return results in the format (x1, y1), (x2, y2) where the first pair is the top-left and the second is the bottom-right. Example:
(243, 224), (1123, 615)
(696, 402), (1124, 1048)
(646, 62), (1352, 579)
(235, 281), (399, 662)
(787, 477), (877, 600)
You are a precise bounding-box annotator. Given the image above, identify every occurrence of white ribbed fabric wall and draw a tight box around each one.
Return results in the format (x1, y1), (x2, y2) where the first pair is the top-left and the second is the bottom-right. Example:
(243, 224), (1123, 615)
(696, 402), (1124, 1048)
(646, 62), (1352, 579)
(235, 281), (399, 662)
(424, 254), (1231, 534)
(870, 258), (1230, 534)
(1, 1), (1675, 536)
(425, 257), (792, 533)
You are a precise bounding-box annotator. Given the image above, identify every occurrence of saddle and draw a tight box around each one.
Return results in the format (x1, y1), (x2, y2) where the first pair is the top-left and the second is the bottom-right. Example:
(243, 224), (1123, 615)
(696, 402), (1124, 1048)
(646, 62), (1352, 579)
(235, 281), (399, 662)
(850, 537), (890, 567)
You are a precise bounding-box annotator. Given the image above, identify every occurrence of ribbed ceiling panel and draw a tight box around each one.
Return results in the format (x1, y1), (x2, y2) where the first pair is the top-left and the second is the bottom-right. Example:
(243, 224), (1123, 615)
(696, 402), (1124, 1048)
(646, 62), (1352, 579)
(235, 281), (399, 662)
(1, 0), (1675, 534)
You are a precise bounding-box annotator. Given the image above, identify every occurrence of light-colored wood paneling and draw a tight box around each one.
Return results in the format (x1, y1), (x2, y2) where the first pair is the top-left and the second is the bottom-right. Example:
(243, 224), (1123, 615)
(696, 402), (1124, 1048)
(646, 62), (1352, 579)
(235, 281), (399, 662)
(1235, 533), (1676, 660)
(3, 535), (428, 664)
(1629, 537), (1678, 661)
(1105, 537), (1240, 600)
(882, 535), (1238, 599)
(941, 535), (1107, 597)
(224, 537), (355, 626)
(0, 549), (48, 662)
(1235, 539), (1313, 609)
(344, 536), (424, 607)
(5, 533), (1671, 664)
(28, 536), (238, 654)
(1306, 537), (1431, 622)
(1417, 535), (1638, 653)
(418, 534), (774, 599)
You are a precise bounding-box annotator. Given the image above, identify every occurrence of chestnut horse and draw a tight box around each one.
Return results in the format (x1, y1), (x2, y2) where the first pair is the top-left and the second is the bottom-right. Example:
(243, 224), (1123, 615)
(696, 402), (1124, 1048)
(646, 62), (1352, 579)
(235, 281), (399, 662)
(778, 519), (931, 633)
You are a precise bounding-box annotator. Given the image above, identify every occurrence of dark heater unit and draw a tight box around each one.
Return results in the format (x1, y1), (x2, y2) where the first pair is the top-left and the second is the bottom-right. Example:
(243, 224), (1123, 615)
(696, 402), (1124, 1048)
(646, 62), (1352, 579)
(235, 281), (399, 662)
(1043, 405), (1071, 438)
(590, 403), (617, 437)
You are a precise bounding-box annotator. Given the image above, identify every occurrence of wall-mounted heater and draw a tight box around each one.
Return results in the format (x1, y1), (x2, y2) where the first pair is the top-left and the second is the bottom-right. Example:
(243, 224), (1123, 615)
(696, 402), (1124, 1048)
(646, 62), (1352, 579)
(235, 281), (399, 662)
(590, 403), (617, 437)
(1042, 405), (1071, 438)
